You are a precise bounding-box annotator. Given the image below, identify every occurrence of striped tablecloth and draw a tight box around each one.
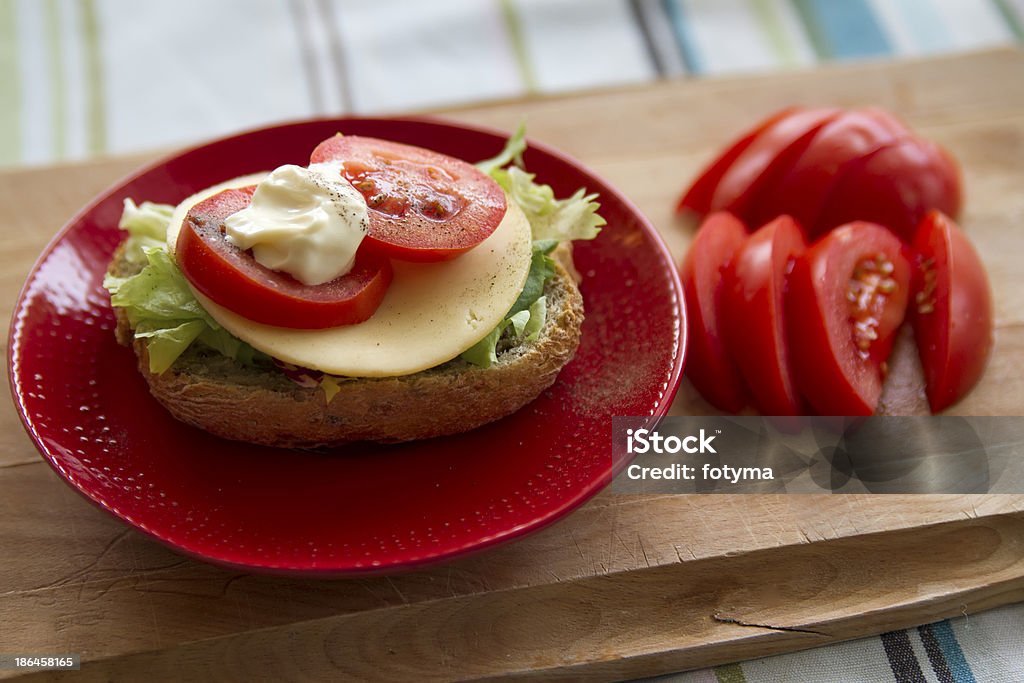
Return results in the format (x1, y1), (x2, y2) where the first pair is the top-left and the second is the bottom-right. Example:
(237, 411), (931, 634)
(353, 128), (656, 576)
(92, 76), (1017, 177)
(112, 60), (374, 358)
(3, 1), (1023, 680)
(2, 0), (1023, 165)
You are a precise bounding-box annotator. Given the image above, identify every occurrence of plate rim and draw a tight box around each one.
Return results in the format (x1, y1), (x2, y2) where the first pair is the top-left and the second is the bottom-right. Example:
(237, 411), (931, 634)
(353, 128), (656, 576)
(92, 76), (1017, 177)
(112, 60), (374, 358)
(7, 115), (687, 576)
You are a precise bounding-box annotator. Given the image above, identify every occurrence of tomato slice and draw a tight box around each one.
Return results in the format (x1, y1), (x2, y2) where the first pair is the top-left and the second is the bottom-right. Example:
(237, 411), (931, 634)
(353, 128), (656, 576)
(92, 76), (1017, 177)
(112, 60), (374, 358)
(787, 223), (912, 415)
(310, 135), (507, 262)
(707, 107), (842, 221)
(723, 216), (807, 415)
(748, 110), (904, 233)
(911, 211), (994, 412)
(176, 187), (393, 329)
(676, 107), (798, 215)
(680, 212), (750, 412)
(859, 106), (912, 136)
(815, 137), (962, 241)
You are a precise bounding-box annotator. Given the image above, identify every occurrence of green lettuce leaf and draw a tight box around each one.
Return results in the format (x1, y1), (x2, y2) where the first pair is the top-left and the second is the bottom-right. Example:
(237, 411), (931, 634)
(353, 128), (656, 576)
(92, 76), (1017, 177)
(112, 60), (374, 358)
(106, 246), (207, 325)
(119, 199), (175, 264)
(479, 126), (606, 243)
(464, 126), (603, 368)
(460, 241), (554, 368)
(508, 239), (556, 317)
(103, 205), (266, 374)
(523, 295), (547, 342)
(476, 122), (526, 175)
(459, 319), (511, 368)
(134, 320), (206, 374)
(492, 167), (605, 242)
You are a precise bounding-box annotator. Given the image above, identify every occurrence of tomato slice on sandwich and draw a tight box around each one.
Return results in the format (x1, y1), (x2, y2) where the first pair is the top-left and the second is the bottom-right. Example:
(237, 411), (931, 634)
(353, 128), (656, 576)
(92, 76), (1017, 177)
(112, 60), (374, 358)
(311, 135), (507, 262)
(176, 187), (393, 329)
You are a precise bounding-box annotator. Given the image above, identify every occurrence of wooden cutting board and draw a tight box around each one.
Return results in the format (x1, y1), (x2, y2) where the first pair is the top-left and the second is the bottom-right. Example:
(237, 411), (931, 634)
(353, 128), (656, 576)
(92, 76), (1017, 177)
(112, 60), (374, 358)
(2, 49), (1024, 681)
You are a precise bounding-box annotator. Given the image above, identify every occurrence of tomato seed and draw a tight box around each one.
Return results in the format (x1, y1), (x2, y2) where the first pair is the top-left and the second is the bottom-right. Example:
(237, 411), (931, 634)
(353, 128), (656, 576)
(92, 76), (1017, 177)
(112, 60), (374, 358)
(848, 255), (898, 358)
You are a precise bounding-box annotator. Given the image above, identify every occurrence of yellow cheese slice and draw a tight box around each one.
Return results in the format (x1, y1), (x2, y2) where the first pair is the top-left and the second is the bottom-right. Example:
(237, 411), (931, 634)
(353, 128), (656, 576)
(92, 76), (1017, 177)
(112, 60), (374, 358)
(167, 174), (533, 377)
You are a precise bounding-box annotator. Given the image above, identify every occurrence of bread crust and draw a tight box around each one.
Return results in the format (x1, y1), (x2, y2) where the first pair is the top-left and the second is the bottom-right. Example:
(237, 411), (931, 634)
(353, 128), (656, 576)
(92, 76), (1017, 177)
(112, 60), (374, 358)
(111, 245), (583, 447)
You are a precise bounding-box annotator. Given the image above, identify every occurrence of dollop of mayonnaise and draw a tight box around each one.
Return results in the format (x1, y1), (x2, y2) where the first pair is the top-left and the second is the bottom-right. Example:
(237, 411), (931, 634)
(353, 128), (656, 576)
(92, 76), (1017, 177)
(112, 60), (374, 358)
(224, 161), (369, 286)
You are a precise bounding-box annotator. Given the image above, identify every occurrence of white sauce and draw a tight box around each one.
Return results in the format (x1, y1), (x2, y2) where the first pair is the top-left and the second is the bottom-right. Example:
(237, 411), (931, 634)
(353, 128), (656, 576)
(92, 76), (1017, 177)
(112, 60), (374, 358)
(223, 161), (368, 285)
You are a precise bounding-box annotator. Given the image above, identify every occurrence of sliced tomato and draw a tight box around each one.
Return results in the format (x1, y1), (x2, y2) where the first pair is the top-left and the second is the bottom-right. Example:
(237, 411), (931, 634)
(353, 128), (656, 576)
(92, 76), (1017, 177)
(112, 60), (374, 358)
(723, 216), (807, 415)
(815, 137), (962, 241)
(787, 223), (912, 415)
(680, 212), (750, 412)
(176, 187), (393, 329)
(859, 106), (912, 137)
(911, 211), (993, 412)
(310, 135), (506, 262)
(706, 107), (842, 221)
(748, 110), (904, 231)
(677, 107), (797, 215)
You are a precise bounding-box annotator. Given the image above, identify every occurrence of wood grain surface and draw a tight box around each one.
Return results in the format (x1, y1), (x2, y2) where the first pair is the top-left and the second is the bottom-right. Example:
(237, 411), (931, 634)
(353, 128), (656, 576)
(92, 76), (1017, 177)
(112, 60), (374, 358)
(2, 49), (1024, 681)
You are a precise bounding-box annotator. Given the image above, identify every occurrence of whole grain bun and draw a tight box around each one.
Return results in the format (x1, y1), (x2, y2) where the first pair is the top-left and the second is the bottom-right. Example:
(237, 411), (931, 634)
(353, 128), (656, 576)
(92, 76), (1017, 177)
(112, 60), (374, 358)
(110, 244), (583, 447)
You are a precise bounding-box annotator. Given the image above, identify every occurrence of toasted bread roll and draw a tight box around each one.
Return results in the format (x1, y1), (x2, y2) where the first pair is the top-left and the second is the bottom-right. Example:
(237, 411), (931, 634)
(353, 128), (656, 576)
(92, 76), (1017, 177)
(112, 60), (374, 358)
(110, 244), (583, 447)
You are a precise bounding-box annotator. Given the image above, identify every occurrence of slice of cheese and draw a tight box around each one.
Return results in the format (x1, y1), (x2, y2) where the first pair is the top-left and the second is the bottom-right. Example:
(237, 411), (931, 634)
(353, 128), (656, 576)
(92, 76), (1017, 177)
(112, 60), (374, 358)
(166, 174), (533, 377)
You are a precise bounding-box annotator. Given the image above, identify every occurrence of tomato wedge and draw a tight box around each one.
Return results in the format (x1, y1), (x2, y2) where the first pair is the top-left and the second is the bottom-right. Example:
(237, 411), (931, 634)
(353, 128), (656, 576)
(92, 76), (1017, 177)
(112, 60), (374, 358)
(748, 110), (905, 232)
(176, 187), (393, 329)
(723, 216), (807, 415)
(911, 211), (994, 412)
(814, 137), (962, 241)
(705, 107), (841, 221)
(677, 107), (797, 215)
(788, 223), (911, 415)
(859, 106), (913, 136)
(310, 135), (507, 262)
(680, 212), (750, 412)
(676, 106), (961, 244)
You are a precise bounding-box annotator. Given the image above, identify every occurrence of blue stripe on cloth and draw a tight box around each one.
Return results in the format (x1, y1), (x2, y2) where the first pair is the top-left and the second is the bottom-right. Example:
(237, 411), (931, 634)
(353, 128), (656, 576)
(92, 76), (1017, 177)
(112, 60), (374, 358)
(933, 620), (978, 683)
(662, 0), (703, 74)
(891, 0), (953, 52)
(792, 0), (892, 59)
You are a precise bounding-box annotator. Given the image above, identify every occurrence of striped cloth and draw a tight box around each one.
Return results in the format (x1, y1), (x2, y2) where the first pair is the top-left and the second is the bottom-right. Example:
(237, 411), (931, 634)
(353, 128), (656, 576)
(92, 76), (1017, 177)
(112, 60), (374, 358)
(648, 603), (1024, 682)
(2, 0), (1023, 166)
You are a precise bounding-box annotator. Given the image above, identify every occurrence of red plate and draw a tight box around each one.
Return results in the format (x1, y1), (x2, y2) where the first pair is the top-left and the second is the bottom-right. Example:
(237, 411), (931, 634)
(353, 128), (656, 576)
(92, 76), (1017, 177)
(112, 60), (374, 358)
(8, 118), (686, 575)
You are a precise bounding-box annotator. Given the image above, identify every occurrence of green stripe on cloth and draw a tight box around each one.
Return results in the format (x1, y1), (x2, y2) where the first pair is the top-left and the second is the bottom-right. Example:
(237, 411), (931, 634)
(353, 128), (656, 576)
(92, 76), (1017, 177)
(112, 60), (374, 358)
(44, 0), (65, 158)
(0, 0), (20, 162)
(81, 0), (106, 154)
(499, 0), (537, 94)
(714, 663), (747, 683)
(789, 0), (829, 60)
(750, 0), (801, 67)
(992, 0), (1024, 40)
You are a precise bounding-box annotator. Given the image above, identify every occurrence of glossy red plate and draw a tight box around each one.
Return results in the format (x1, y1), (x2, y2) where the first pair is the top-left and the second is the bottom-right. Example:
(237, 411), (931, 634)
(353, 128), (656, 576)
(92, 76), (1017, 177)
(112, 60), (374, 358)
(8, 118), (686, 575)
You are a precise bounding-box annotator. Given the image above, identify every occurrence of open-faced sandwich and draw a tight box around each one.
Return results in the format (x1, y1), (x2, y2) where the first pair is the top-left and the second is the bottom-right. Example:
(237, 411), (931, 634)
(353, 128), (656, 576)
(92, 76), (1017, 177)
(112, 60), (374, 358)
(103, 126), (604, 447)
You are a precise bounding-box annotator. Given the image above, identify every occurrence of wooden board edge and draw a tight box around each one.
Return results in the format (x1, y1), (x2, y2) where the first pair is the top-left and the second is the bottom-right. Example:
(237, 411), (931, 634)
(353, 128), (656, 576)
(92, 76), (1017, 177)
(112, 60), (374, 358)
(16, 511), (1023, 682)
